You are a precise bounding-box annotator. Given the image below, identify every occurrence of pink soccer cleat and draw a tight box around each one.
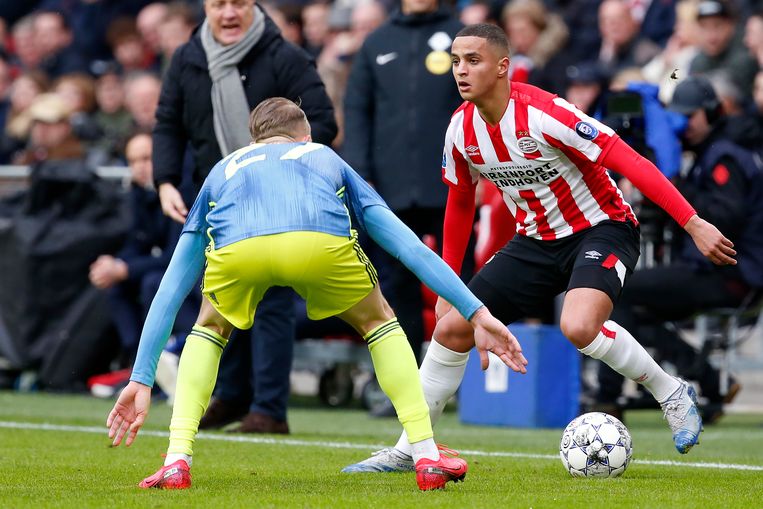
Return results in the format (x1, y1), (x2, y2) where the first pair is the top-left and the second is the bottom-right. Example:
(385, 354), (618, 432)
(138, 459), (191, 489)
(415, 445), (468, 491)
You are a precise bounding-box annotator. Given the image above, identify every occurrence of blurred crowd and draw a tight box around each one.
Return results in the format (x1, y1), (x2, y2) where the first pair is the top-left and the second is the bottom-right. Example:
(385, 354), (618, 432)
(1, 0), (763, 165)
(0, 0), (762, 418)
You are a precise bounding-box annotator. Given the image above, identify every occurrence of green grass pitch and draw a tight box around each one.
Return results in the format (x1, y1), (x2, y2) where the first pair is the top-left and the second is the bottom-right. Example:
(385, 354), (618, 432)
(1, 391), (762, 508)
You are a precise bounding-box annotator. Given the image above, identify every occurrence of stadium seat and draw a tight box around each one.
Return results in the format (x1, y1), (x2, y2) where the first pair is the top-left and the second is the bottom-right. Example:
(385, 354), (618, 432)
(694, 290), (763, 395)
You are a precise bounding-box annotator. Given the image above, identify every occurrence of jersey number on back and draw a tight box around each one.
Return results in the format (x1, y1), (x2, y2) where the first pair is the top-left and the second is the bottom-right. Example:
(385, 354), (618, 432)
(224, 143), (324, 180)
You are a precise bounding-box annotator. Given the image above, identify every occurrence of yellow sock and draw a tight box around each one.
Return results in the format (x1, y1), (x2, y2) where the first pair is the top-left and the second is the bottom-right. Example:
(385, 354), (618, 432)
(364, 318), (432, 443)
(167, 325), (228, 456)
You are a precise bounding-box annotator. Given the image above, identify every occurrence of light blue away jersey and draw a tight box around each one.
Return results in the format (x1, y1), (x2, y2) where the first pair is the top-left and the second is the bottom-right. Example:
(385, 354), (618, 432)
(183, 142), (387, 248)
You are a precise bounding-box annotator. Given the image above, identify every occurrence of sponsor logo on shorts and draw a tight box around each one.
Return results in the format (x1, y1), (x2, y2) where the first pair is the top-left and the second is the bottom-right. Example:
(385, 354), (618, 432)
(575, 121), (599, 141)
(584, 250), (602, 260)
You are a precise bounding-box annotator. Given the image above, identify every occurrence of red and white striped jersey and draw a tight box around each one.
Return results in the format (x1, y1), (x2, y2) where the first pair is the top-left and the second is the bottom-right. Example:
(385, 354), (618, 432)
(442, 82), (637, 240)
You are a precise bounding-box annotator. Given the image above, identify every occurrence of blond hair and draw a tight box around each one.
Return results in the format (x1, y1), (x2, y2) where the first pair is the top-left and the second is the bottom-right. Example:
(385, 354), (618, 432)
(249, 97), (310, 142)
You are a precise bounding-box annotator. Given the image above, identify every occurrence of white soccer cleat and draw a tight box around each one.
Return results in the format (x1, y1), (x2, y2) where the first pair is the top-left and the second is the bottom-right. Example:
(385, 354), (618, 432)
(340, 448), (414, 473)
(661, 378), (703, 454)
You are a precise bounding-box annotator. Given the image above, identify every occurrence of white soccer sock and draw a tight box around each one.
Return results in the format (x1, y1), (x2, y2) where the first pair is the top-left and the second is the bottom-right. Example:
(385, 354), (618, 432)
(164, 452), (192, 467)
(411, 438), (440, 463)
(579, 320), (679, 402)
(394, 338), (469, 456)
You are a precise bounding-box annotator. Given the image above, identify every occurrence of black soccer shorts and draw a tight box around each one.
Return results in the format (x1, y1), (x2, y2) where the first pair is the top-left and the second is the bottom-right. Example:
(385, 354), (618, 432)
(467, 220), (641, 325)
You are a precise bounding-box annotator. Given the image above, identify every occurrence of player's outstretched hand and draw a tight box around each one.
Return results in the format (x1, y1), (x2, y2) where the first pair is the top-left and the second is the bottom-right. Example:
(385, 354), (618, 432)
(470, 306), (528, 373)
(684, 215), (736, 266)
(158, 182), (188, 224)
(107, 381), (151, 447)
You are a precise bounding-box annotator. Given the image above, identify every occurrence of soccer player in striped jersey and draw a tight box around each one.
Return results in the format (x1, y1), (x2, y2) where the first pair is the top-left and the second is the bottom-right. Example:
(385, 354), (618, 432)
(105, 97), (527, 491)
(342, 24), (737, 473)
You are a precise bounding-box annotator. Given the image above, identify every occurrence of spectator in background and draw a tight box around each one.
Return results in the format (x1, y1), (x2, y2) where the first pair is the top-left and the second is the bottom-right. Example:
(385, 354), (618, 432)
(350, 0), (388, 40)
(156, 2), (198, 73)
(460, 0), (491, 25)
(260, 2), (303, 45)
(137, 2), (170, 59)
(500, 0), (569, 94)
(564, 61), (610, 116)
(343, 0), (463, 416)
(317, 0), (387, 146)
(14, 93), (83, 165)
(93, 71), (134, 161)
(743, 9), (763, 68)
(124, 72), (161, 131)
(637, 0), (678, 48)
(690, 0), (757, 97)
(34, 10), (88, 78)
(107, 17), (156, 74)
(555, 0), (602, 64)
(4, 71), (49, 159)
(10, 15), (41, 71)
(53, 73), (103, 152)
(597, 0), (661, 74)
(89, 132), (195, 367)
(708, 72), (763, 150)
(642, 0), (701, 104)
(153, 0), (336, 435)
(302, 1), (330, 58)
(36, 0), (158, 65)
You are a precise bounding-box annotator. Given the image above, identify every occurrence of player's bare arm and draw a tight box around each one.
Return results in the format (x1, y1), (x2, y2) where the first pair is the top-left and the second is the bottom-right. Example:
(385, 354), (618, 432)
(599, 137), (737, 267)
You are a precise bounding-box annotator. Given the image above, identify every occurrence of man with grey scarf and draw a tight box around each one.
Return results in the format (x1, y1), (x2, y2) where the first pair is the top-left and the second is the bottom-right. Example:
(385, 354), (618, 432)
(152, 0), (337, 434)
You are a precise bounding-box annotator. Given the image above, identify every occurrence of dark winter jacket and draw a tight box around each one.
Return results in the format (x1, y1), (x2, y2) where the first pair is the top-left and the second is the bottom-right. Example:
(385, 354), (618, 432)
(678, 132), (763, 288)
(153, 7), (336, 187)
(342, 7), (463, 211)
(118, 186), (180, 282)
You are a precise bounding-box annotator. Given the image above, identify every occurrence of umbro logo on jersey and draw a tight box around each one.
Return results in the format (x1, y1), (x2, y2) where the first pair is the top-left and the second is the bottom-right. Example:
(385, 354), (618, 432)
(465, 145), (480, 156)
(584, 250), (602, 260)
(376, 52), (398, 65)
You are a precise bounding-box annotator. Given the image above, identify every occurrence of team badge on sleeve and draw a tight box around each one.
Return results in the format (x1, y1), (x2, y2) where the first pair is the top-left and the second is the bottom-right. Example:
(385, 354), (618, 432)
(441, 151), (447, 168)
(575, 121), (599, 141)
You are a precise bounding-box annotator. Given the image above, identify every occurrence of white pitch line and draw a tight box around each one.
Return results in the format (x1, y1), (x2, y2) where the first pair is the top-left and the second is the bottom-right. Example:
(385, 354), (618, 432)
(2, 420), (762, 472)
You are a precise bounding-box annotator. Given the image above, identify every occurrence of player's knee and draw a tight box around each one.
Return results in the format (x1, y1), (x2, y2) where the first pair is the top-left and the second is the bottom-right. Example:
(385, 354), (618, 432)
(560, 317), (600, 349)
(195, 321), (233, 339)
(432, 314), (473, 353)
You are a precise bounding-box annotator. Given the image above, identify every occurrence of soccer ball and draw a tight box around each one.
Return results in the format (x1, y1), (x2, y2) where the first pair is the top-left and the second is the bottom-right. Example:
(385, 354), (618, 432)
(559, 412), (632, 478)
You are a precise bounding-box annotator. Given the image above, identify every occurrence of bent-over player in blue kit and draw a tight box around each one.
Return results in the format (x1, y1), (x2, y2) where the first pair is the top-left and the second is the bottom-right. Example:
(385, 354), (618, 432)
(105, 98), (527, 491)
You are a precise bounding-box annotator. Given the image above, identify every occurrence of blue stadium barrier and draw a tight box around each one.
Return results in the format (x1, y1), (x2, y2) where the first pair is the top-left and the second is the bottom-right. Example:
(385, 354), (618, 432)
(459, 323), (580, 428)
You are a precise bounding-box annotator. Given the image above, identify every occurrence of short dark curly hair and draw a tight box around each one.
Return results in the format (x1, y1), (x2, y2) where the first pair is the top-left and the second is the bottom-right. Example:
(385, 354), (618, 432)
(455, 23), (510, 57)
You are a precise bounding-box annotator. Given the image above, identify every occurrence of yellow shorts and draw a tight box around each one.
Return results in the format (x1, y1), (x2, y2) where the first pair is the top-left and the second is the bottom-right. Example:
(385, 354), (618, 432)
(202, 231), (378, 330)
